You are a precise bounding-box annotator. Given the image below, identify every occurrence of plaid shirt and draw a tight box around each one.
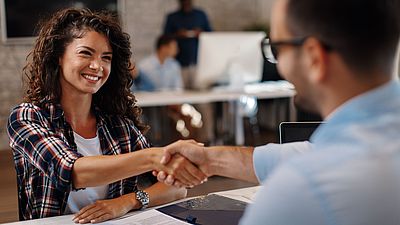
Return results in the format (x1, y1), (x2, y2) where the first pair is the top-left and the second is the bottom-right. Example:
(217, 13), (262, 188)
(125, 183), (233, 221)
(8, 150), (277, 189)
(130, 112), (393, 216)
(7, 101), (150, 220)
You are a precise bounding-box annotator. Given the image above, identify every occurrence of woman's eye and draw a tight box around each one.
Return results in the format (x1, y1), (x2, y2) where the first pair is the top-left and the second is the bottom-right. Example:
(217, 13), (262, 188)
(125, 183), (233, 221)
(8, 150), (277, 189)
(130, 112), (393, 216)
(79, 50), (91, 56)
(103, 56), (112, 61)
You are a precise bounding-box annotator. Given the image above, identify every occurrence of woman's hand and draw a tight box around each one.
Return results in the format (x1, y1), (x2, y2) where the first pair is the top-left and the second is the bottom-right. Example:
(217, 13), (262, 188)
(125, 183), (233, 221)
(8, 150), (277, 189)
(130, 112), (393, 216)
(162, 154), (207, 187)
(72, 194), (136, 224)
(153, 140), (209, 187)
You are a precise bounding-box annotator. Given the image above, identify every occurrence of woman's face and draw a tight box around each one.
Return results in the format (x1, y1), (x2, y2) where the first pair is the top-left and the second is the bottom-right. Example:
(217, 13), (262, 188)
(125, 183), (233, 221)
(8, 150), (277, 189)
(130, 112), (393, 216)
(59, 30), (113, 96)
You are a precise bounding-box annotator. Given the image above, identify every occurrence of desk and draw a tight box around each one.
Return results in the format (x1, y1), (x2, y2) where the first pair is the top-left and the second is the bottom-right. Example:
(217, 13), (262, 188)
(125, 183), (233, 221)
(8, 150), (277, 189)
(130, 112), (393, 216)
(4, 186), (260, 225)
(134, 81), (296, 145)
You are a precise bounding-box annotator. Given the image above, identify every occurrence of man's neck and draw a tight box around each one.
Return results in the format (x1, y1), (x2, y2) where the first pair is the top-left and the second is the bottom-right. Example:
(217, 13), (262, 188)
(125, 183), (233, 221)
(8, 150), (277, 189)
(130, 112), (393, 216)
(320, 74), (392, 118)
(157, 52), (168, 65)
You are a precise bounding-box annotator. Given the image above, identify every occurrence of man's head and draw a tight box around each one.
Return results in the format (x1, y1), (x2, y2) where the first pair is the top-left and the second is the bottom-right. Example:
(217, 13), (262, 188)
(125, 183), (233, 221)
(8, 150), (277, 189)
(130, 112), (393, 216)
(270, 0), (400, 116)
(156, 35), (179, 58)
(179, 0), (193, 13)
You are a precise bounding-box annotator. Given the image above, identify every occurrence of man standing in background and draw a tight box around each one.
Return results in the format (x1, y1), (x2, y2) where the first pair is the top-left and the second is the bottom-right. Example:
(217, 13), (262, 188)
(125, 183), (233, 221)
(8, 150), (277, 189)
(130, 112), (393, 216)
(163, 0), (212, 89)
(163, 0), (214, 145)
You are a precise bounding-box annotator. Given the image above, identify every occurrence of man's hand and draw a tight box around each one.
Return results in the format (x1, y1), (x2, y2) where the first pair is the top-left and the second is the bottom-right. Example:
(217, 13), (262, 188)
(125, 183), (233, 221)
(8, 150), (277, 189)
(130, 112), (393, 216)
(159, 154), (207, 187)
(154, 140), (210, 187)
(72, 195), (134, 224)
(161, 140), (207, 167)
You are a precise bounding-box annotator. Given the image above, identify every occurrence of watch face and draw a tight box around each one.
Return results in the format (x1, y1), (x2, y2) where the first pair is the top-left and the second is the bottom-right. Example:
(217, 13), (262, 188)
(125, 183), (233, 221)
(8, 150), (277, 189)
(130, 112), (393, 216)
(136, 190), (149, 209)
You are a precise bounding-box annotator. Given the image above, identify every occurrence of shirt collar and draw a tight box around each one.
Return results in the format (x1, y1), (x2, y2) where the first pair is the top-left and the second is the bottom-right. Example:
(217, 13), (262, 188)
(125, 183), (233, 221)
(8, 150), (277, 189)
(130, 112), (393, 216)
(41, 98), (106, 126)
(311, 80), (400, 144)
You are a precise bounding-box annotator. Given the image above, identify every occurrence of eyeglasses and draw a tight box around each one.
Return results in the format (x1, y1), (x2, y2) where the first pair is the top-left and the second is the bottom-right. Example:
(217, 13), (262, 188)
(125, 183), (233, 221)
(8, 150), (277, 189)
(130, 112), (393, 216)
(261, 36), (308, 64)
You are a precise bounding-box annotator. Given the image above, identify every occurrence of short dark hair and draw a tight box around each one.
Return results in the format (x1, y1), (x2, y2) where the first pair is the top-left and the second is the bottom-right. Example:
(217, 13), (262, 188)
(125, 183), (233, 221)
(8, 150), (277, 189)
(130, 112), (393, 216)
(155, 35), (176, 50)
(286, 0), (400, 74)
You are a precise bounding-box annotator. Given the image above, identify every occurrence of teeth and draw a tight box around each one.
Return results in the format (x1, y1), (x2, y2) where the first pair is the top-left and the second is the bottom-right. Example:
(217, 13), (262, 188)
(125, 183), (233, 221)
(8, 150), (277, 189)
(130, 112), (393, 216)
(83, 74), (99, 81)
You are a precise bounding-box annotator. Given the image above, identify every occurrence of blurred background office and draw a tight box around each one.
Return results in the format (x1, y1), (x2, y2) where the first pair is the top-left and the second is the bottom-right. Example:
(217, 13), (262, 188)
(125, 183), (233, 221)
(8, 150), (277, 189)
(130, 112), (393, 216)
(0, 0), (399, 150)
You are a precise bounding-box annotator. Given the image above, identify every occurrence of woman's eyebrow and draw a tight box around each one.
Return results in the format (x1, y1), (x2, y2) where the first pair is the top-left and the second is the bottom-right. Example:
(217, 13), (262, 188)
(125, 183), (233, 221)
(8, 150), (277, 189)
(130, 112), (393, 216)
(78, 45), (112, 55)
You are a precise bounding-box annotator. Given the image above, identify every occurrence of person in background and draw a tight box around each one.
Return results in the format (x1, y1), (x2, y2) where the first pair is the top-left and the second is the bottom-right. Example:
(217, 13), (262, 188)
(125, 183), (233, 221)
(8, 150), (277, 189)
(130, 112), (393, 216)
(7, 8), (206, 223)
(134, 35), (204, 141)
(156, 0), (400, 224)
(130, 63), (155, 91)
(138, 35), (183, 91)
(163, 0), (215, 144)
(163, 0), (212, 89)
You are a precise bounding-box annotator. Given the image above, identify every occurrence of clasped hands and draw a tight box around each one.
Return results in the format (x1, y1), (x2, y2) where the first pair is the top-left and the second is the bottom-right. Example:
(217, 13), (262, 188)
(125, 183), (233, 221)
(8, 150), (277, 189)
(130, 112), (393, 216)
(153, 140), (210, 188)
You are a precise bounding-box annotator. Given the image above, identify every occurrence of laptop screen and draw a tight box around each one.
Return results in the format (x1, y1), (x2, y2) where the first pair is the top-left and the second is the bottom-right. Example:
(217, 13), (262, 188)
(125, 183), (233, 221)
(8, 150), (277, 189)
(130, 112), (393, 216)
(279, 122), (322, 144)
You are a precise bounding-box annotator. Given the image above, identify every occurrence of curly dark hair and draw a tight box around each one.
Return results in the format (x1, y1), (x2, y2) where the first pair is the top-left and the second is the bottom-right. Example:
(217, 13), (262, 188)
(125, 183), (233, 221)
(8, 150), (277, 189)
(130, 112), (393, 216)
(23, 8), (148, 133)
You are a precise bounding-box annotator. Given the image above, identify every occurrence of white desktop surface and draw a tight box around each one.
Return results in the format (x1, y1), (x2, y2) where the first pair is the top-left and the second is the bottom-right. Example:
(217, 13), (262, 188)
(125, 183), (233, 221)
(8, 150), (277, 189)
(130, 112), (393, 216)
(134, 81), (295, 107)
(134, 81), (295, 145)
(4, 186), (260, 225)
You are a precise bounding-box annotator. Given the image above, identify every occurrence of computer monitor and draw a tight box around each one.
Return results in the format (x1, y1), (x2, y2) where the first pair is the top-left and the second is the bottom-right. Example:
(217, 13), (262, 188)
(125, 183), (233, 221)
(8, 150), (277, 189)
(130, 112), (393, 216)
(194, 32), (265, 89)
(279, 122), (323, 144)
(0, 0), (120, 44)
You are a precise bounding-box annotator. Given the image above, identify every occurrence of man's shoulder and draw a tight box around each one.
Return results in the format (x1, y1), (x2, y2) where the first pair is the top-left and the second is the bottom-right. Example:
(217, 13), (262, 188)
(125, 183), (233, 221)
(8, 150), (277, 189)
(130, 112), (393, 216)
(190, 8), (209, 18)
(138, 55), (158, 70)
(165, 57), (181, 68)
(166, 10), (182, 19)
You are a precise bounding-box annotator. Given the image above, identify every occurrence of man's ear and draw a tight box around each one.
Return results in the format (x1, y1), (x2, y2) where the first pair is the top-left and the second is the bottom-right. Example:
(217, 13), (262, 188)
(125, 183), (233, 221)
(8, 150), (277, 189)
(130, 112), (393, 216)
(302, 37), (329, 84)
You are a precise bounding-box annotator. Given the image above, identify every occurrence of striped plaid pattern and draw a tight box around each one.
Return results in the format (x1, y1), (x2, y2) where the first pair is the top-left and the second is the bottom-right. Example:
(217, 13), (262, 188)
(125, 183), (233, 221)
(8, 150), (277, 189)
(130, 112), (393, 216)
(7, 101), (150, 220)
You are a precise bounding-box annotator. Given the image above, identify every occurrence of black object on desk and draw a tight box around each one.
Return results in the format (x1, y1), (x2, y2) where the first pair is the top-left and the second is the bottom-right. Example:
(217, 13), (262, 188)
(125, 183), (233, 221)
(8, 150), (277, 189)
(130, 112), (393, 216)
(157, 194), (247, 225)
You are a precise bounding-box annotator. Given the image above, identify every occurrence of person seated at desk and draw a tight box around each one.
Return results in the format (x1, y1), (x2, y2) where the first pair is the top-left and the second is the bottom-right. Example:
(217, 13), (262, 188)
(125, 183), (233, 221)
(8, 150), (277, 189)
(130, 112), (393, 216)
(6, 8), (206, 223)
(133, 36), (207, 142)
(137, 35), (183, 92)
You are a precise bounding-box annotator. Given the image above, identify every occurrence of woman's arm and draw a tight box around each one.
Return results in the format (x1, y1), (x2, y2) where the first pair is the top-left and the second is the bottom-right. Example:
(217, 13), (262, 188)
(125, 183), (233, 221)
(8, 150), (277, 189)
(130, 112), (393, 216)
(72, 143), (207, 189)
(72, 148), (162, 188)
(72, 182), (187, 224)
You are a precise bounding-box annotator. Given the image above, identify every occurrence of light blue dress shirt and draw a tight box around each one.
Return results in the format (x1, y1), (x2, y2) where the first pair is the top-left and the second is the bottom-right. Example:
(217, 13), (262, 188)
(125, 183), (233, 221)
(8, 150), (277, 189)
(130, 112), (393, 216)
(138, 54), (183, 91)
(241, 81), (400, 225)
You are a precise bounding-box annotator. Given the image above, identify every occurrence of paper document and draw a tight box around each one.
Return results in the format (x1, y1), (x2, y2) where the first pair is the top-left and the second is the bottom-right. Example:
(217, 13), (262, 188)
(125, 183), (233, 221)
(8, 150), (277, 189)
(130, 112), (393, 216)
(101, 210), (189, 225)
(213, 186), (260, 203)
(4, 210), (187, 225)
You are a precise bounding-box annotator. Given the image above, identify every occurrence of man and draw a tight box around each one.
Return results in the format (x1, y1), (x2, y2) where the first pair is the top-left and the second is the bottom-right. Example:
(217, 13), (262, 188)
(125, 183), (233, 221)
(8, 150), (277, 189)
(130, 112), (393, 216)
(163, 0), (212, 89)
(163, 0), (215, 144)
(158, 0), (400, 224)
(136, 35), (183, 91)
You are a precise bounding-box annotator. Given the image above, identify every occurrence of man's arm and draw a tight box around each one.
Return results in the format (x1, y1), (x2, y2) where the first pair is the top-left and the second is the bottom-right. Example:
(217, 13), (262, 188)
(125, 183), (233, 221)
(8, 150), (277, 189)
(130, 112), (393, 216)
(158, 141), (258, 184)
(202, 146), (258, 183)
(157, 141), (314, 186)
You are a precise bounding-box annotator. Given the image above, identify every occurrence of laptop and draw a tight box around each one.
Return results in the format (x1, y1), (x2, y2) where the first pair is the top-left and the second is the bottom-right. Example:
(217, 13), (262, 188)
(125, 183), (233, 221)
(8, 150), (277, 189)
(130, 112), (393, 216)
(279, 122), (323, 144)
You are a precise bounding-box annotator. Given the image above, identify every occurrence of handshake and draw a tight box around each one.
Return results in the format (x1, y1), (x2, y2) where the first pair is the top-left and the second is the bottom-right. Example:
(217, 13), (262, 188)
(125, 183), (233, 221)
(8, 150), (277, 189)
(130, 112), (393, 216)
(152, 140), (209, 188)
(151, 140), (258, 188)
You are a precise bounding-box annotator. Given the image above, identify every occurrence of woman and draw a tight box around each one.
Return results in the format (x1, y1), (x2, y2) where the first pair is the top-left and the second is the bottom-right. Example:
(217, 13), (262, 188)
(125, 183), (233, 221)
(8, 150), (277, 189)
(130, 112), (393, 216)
(7, 8), (206, 223)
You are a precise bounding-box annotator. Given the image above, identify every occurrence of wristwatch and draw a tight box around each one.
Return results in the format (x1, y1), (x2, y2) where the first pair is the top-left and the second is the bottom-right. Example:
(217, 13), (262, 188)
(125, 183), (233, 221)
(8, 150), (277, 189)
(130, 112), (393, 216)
(135, 190), (150, 209)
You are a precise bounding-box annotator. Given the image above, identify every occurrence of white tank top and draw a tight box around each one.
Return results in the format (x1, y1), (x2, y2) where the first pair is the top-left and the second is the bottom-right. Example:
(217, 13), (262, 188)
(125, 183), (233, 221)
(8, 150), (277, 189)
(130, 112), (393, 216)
(64, 132), (108, 214)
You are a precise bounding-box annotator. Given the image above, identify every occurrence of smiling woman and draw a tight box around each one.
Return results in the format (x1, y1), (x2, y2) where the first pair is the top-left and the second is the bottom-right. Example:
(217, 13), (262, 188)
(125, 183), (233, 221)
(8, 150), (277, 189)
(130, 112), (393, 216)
(59, 31), (112, 97)
(6, 8), (207, 223)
